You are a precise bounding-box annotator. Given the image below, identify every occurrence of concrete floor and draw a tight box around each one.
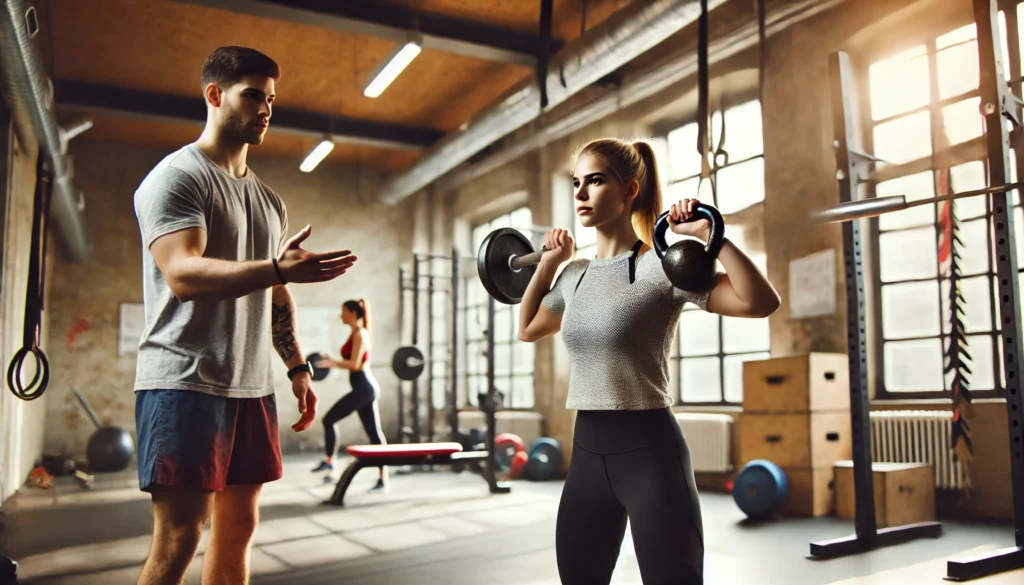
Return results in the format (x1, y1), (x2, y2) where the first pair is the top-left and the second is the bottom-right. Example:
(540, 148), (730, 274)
(0, 454), (1019, 585)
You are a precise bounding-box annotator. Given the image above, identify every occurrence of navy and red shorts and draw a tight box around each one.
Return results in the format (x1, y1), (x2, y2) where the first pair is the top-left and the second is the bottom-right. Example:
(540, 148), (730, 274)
(135, 389), (283, 492)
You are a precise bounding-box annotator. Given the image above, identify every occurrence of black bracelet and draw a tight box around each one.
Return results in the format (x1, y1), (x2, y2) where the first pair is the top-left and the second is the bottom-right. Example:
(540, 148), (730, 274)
(272, 258), (286, 284)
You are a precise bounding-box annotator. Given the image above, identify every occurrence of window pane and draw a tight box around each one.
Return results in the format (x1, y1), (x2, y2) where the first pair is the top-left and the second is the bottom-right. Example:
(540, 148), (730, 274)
(722, 101), (763, 161)
(877, 172), (935, 231)
(942, 98), (984, 146)
(884, 338), (945, 391)
(668, 123), (702, 181)
(945, 334), (996, 391)
(959, 218), (991, 275)
(869, 46), (930, 120)
(722, 315), (770, 353)
(680, 310), (720, 356)
(432, 379), (446, 409)
(879, 227), (938, 282)
(494, 342), (510, 376)
(874, 111), (932, 164)
(937, 23), (975, 49)
(715, 157), (765, 214)
(651, 137), (670, 190)
(494, 307), (511, 342)
(511, 375), (535, 409)
(510, 207), (532, 229)
(940, 275), (993, 334)
(949, 162), (989, 220)
(665, 176), (700, 203)
(681, 356), (722, 402)
(882, 281), (941, 339)
(937, 41), (979, 100)
(723, 352), (770, 404)
(513, 340), (534, 371)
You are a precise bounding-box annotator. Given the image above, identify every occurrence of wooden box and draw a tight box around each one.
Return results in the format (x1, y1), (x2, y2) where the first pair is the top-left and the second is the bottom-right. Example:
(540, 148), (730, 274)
(780, 467), (835, 517)
(739, 412), (852, 469)
(743, 353), (850, 413)
(834, 461), (936, 528)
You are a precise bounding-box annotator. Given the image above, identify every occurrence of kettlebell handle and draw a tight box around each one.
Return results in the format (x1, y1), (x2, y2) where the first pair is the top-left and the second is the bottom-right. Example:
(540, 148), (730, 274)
(653, 203), (725, 260)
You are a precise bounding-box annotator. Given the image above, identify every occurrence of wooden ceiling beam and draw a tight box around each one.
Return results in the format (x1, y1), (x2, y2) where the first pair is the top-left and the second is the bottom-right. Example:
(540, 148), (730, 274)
(174, 0), (563, 67)
(53, 79), (444, 151)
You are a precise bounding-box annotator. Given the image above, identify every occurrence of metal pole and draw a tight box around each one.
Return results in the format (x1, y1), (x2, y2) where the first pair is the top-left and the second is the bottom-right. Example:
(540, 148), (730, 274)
(946, 0), (1024, 579)
(809, 51), (941, 559)
(398, 266), (406, 443)
(450, 246), (460, 443)
(427, 256), (436, 443)
(411, 256), (421, 443)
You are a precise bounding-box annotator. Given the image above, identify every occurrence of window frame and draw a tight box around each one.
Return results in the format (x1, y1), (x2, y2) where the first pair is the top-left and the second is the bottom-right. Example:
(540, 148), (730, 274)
(858, 7), (1024, 400)
(460, 207), (537, 410)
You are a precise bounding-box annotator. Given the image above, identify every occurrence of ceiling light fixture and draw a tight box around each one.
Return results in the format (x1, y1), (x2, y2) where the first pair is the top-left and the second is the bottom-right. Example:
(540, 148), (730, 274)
(363, 34), (423, 99)
(300, 137), (335, 173)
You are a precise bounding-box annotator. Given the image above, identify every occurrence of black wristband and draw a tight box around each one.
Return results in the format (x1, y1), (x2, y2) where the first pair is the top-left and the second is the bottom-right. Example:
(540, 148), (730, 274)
(287, 362), (312, 380)
(272, 258), (286, 284)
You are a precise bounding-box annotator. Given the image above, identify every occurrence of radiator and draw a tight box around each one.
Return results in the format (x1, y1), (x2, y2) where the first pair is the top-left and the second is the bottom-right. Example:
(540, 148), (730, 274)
(870, 410), (968, 490)
(676, 413), (734, 473)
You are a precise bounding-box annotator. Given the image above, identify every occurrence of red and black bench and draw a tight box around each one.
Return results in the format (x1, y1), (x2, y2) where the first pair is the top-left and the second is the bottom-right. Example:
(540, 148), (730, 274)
(323, 442), (507, 506)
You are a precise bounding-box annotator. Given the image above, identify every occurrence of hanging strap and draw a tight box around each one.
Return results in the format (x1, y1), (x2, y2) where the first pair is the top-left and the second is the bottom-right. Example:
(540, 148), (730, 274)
(7, 154), (52, 401)
(696, 0), (716, 203)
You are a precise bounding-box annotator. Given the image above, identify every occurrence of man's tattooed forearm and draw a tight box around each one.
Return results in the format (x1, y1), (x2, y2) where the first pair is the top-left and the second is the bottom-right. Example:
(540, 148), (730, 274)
(272, 303), (298, 362)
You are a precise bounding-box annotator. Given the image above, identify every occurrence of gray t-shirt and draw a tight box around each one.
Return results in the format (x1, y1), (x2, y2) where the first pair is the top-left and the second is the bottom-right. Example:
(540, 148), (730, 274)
(542, 249), (721, 410)
(133, 144), (287, 398)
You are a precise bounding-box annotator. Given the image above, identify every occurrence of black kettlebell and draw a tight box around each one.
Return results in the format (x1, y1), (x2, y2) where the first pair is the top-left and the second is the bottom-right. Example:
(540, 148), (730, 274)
(653, 203), (725, 293)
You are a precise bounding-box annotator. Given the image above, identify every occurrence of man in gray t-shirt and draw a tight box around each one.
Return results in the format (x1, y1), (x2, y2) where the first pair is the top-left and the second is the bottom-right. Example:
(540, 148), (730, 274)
(131, 46), (357, 585)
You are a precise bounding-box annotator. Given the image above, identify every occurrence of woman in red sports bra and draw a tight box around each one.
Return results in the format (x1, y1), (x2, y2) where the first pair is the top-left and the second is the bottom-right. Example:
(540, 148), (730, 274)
(312, 298), (388, 492)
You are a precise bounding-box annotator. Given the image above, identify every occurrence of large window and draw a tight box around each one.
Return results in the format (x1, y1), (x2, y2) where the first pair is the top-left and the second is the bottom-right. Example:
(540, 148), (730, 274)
(572, 99), (770, 405)
(460, 207), (536, 409)
(665, 100), (770, 405)
(864, 12), (1024, 398)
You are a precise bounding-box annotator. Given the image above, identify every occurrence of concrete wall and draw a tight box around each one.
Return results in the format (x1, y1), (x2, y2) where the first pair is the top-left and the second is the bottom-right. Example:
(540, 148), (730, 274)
(40, 141), (411, 460)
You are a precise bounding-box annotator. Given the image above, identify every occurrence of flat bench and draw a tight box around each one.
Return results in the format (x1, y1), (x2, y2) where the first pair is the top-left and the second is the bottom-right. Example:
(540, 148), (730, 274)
(323, 442), (491, 506)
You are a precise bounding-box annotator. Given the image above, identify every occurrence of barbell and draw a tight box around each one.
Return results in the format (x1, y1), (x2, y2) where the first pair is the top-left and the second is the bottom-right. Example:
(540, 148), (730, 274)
(809, 180), (1024, 224)
(302, 345), (426, 382)
(476, 205), (725, 305)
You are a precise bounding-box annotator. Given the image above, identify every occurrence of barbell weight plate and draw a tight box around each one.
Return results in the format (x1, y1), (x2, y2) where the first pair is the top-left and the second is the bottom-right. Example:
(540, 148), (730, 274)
(477, 227), (537, 305)
(392, 345), (425, 381)
(305, 352), (331, 381)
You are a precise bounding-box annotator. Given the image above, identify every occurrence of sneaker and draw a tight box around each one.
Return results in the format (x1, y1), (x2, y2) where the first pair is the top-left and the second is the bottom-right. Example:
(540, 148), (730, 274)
(311, 460), (333, 473)
(367, 478), (389, 494)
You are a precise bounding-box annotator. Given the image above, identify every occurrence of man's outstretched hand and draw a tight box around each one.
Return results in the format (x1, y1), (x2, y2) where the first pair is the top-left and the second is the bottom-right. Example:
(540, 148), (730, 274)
(276, 225), (357, 284)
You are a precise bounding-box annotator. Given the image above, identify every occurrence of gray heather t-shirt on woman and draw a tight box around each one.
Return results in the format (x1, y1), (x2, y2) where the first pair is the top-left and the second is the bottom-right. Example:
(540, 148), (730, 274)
(133, 144), (288, 398)
(542, 249), (721, 410)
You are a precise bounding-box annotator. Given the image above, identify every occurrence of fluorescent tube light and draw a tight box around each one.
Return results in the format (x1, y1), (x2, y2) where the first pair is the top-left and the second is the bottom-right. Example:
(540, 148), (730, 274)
(300, 139), (334, 173)
(363, 36), (423, 98)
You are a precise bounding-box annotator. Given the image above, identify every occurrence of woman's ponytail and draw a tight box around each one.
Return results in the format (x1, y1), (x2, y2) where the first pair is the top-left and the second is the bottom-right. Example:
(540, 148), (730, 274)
(359, 298), (371, 330)
(631, 140), (664, 249)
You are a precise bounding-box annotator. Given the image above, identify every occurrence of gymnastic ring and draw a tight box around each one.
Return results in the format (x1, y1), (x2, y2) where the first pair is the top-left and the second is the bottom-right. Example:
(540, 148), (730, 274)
(6, 345), (50, 401)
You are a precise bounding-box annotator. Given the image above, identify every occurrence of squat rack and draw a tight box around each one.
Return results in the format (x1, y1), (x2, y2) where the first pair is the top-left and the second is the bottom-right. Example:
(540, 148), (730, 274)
(813, 0), (1024, 580)
(397, 249), (463, 445)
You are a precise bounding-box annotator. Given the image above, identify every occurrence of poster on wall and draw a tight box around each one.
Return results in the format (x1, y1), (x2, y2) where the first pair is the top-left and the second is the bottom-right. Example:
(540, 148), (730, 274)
(118, 302), (145, 356)
(789, 248), (837, 319)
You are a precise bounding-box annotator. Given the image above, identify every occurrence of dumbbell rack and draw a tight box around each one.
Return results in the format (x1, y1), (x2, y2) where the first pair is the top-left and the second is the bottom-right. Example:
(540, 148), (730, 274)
(813, 2), (1024, 580)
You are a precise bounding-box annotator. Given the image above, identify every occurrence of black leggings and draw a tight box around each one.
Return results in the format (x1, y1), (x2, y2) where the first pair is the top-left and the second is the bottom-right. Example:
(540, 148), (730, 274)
(556, 408), (704, 585)
(323, 370), (386, 458)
